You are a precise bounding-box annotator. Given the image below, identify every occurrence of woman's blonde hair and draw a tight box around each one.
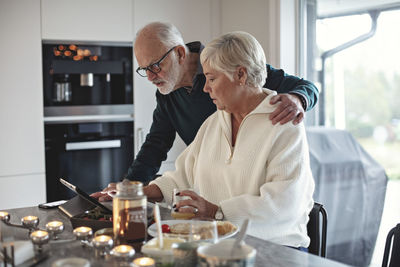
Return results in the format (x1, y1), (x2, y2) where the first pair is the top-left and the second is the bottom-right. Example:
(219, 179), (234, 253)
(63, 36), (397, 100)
(200, 31), (267, 88)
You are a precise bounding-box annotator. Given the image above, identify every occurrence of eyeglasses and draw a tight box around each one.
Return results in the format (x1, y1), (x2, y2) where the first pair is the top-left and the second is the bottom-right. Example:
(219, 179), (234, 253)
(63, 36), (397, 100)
(136, 46), (177, 77)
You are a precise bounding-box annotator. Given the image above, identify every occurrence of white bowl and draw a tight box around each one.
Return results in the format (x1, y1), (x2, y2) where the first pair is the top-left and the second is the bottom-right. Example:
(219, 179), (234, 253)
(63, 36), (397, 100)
(141, 237), (185, 265)
(197, 238), (256, 267)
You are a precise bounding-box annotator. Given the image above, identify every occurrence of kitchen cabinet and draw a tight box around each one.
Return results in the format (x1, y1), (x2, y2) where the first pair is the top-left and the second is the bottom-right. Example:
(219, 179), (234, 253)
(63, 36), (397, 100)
(0, 0), (46, 209)
(41, 0), (133, 43)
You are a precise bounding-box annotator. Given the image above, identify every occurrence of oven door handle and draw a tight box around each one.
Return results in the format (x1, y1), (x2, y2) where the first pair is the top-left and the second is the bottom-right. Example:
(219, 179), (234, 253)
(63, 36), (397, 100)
(65, 139), (121, 151)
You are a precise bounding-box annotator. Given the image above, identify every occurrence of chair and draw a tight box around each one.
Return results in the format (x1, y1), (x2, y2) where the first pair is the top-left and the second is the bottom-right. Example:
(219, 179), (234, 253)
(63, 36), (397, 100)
(307, 202), (328, 257)
(382, 223), (400, 267)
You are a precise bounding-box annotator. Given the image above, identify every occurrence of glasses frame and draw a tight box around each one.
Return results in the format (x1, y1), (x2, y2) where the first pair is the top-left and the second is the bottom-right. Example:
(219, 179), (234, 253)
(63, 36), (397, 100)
(136, 46), (177, 77)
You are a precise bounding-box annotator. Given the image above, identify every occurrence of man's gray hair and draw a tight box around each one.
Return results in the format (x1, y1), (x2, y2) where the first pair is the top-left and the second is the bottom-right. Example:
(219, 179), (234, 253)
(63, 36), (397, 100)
(136, 22), (187, 50)
(200, 31), (267, 88)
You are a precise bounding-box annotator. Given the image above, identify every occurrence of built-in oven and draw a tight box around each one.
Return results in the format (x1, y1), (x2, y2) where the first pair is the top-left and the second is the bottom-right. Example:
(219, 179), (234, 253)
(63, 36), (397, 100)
(44, 111), (133, 201)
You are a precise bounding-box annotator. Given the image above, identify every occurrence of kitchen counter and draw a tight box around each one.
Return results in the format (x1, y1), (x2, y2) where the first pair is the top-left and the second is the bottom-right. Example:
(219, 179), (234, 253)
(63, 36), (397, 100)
(1, 205), (350, 267)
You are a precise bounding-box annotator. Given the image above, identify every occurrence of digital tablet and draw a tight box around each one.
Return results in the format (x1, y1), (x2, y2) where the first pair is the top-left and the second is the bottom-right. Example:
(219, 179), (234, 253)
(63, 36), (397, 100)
(59, 178), (112, 214)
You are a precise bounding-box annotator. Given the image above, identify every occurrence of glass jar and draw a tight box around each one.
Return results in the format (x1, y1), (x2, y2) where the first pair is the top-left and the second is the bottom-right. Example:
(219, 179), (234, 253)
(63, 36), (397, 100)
(113, 179), (147, 251)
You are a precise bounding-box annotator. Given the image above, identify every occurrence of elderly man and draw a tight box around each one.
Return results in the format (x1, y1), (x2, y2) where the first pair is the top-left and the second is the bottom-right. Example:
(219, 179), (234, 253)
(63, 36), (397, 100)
(93, 22), (319, 198)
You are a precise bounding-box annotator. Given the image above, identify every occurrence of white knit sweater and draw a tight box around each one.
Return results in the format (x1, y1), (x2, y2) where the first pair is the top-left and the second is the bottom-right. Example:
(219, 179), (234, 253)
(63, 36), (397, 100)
(151, 89), (315, 248)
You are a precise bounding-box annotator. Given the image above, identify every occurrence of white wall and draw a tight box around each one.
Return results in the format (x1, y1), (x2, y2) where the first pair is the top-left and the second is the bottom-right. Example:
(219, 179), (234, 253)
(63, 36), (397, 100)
(219, 0), (298, 73)
(220, 0), (278, 66)
(0, 0), (46, 209)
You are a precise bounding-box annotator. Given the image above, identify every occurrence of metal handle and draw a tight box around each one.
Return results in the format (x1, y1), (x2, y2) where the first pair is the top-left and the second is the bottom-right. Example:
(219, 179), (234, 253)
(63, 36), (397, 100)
(136, 128), (144, 153)
(65, 140), (121, 151)
(44, 114), (133, 124)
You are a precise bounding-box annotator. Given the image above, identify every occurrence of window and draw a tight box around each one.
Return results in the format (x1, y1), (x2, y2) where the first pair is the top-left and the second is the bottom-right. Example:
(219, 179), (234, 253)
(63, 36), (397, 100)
(304, 1), (400, 266)
(306, 0), (400, 181)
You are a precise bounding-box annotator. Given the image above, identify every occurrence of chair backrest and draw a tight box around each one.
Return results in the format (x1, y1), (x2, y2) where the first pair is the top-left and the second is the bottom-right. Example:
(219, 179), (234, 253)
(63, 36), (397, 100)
(307, 202), (328, 257)
(382, 223), (400, 267)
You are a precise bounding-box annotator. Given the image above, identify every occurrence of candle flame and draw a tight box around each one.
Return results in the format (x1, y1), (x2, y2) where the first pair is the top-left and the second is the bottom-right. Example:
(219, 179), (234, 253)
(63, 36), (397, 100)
(76, 226), (91, 233)
(115, 245), (133, 253)
(47, 221), (63, 227)
(32, 230), (48, 237)
(95, 235), (112, 242)
(133, 257), (155, 266)
(23, 216), (38, 221)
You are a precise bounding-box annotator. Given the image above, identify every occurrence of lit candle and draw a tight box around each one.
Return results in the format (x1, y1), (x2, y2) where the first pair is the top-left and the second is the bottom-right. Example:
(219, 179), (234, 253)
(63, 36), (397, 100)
(0, 211), (10, 223)
(92, 235), (114, 257)
(30, 230), (50, 246)
(111, 245), (135, 261)
(133, 257), (155, 267)
(22, 216), (39, 230)
(46, 221), (64, 239)
(73, 226), (93, 241)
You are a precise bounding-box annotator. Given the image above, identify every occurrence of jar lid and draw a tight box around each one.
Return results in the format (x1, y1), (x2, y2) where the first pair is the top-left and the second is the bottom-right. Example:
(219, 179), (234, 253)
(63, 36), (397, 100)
(116, 179), (143, 196)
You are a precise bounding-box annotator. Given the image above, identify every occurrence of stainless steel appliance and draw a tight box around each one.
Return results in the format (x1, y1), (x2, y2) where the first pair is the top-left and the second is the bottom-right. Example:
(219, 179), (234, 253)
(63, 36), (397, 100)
(42, 43), (134, 202)
(45, 119), (133, 202)
(42, 43), (132, 106)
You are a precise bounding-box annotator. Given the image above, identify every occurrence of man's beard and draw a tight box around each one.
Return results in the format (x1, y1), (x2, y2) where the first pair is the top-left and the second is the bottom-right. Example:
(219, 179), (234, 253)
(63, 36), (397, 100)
(155, 58), (180, 95)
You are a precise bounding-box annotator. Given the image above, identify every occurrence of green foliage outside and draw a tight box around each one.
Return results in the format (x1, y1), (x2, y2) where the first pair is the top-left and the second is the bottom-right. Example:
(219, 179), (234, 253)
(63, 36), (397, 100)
(325, 66), (400, 180)
(318, 11), (400, 181)
(359, 138), (400, 180)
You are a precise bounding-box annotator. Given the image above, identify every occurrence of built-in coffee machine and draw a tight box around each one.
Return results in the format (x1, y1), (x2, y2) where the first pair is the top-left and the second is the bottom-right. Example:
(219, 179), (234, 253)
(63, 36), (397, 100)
(42, 44), (133, 106)
(42, 43), (134, 202)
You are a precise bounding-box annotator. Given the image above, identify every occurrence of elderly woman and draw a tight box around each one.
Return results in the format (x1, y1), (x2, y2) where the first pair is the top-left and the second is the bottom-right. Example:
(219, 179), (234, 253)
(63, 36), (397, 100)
(145, 31), (314, 248)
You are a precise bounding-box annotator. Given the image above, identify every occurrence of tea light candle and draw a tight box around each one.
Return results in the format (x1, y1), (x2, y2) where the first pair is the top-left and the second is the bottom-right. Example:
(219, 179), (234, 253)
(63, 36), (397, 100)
(22, 216), (39, 231)
(92, 235), (114, 257)
(30, 230), (50, 249)
(133, 257), (155, 267)
(0, 211), (10, 223)
(73, 226), (93, 241)
(45, 221), (64, 239)
(111, 245), (135, 261)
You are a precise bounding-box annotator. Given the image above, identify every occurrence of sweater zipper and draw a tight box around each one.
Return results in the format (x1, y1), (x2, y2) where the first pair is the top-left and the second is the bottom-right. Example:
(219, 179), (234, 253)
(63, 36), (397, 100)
(223, 130), (233, 164)
(225, 114), (252, 164)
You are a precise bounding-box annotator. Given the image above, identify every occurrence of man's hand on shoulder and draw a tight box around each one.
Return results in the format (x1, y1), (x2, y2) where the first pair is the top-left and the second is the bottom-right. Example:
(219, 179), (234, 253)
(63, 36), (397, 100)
(269, 93), (305, 125)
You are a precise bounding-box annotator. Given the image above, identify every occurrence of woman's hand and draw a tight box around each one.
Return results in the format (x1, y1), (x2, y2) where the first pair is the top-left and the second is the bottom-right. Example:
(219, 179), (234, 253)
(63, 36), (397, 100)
(174, 190), (218, 219)
(91, 183), (164, 203)
(90, 183), (116, 202)
(269, 93), (305, 125)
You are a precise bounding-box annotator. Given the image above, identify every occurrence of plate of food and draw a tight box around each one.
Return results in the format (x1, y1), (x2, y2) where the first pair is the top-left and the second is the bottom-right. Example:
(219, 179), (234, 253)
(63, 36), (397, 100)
(147, 220), (238, 241)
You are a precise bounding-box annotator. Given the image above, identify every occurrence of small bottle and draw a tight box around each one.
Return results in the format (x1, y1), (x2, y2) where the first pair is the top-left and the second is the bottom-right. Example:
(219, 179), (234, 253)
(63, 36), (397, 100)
(113, 179), (147, 251)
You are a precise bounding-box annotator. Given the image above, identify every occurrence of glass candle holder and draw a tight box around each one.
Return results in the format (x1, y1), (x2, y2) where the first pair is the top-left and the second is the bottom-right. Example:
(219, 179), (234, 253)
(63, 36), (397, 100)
(111, 245), (135, 263)
(92, 235), (114, 257)
(132, 257), (155, 267)
(22, 216), (39, 232)
(73, 226), (93, 245)
(30, 230), (50, 253)
(0, 211), (10, 223)
(46, 221), (64, 239)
